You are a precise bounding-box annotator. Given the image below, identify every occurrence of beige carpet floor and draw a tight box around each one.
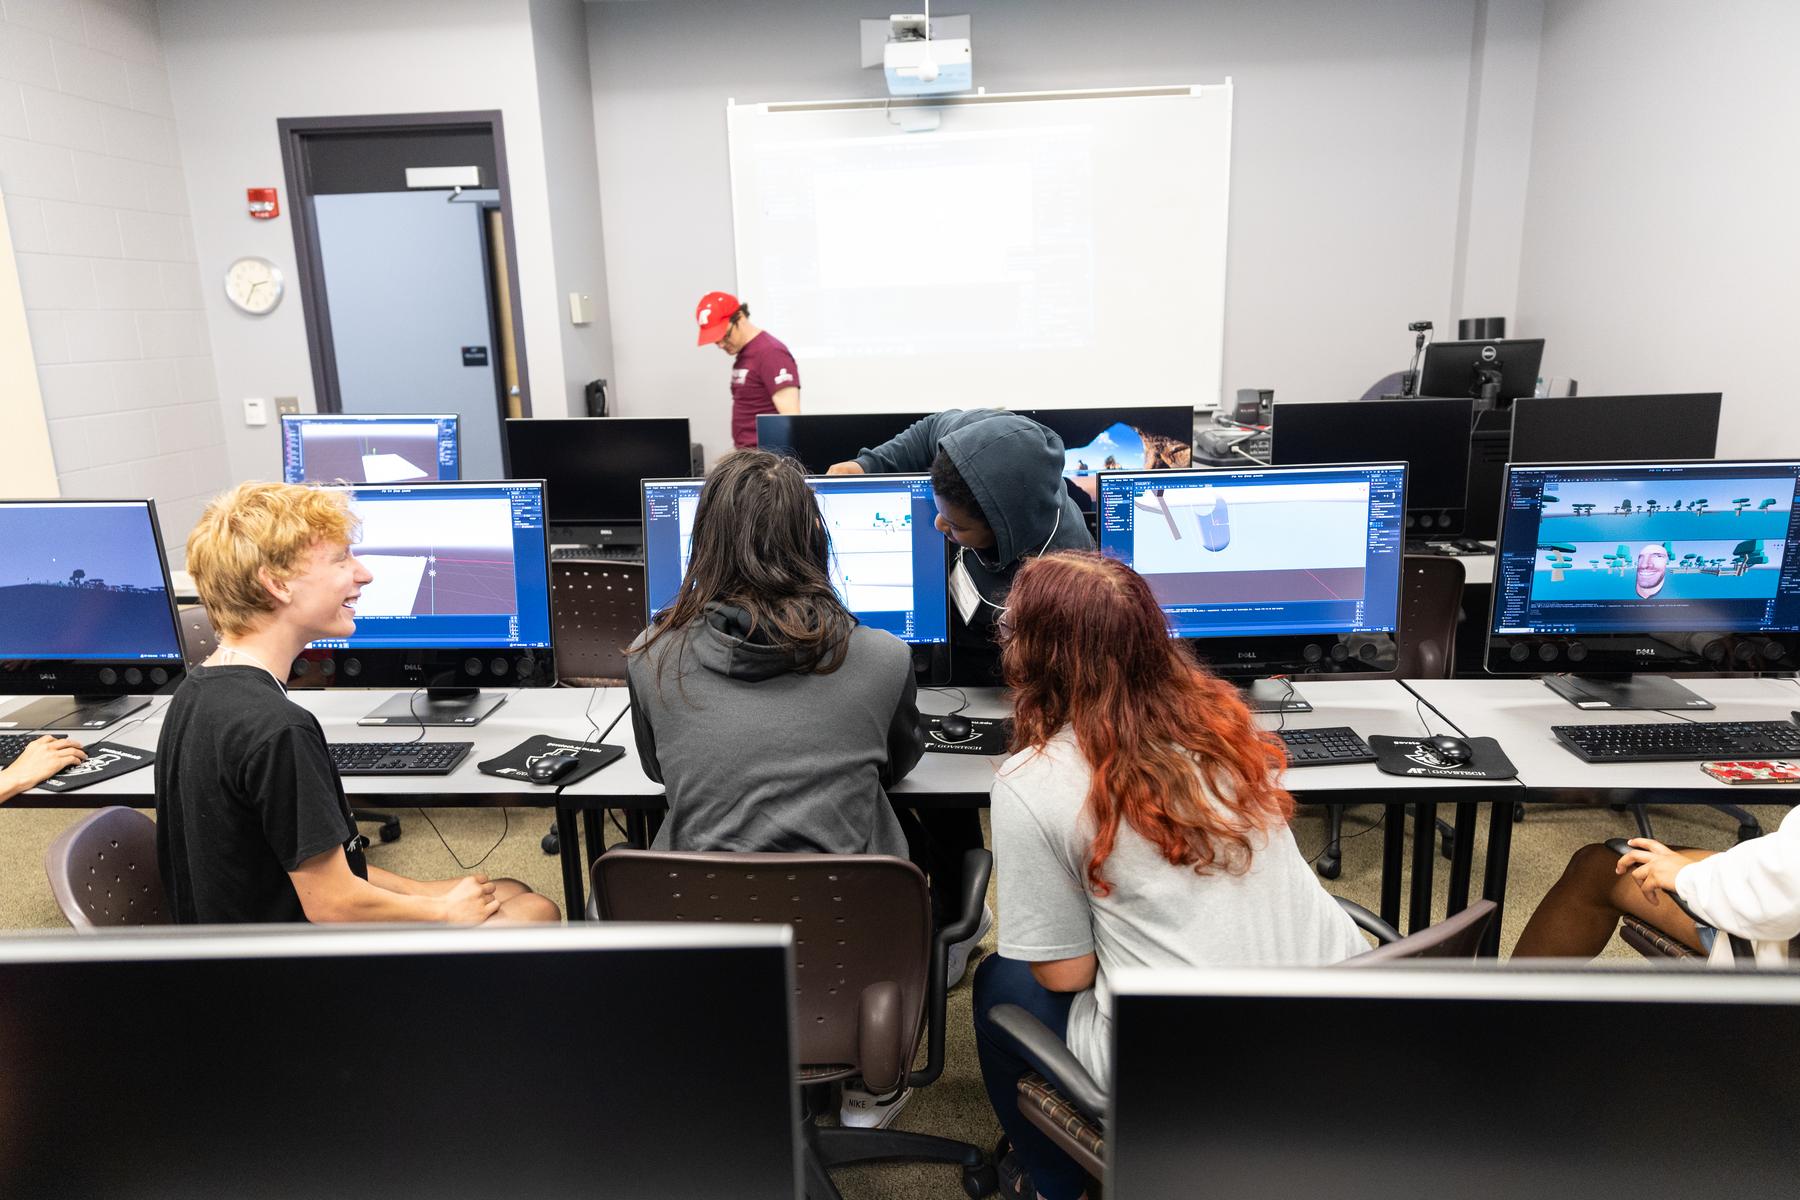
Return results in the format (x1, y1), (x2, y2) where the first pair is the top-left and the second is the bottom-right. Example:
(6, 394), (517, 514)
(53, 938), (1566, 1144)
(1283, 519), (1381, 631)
(0, 796), (1779, 1198)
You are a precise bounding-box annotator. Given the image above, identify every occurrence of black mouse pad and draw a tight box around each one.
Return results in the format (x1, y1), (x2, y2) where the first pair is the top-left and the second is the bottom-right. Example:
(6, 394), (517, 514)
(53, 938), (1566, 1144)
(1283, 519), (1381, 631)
(921, 715), (1013, 756)
(1369, 735), (1517, 781)
(32, 742), (155, 793)
(478, 735), (625, 786)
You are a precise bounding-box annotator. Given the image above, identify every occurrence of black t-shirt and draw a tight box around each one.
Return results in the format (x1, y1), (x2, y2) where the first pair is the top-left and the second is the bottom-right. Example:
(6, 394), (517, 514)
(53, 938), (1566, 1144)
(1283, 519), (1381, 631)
(154, 665), (367, 924)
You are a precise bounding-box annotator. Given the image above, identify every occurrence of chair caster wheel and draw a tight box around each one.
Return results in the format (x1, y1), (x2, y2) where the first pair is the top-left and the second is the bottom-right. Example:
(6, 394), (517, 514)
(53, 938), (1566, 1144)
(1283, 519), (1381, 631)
(1315, 853), (1341, 881)
(962, 1165), (998, 1198)
(378, 820), (401, 844)
(1513, 801), (1525, 823)
(541, 821), (561, 855)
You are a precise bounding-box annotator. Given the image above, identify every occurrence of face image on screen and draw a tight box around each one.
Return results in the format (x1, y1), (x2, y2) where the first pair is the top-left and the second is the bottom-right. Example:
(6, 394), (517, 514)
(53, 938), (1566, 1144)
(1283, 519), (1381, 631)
(282, 416), (459, 484)
(0, 503), (182, 661)
(1098, 465), (1406, 638)
(311, 482), (553, 652)
(1493, 463), (1800, 636)
(504, 418), (694, 525)
(641, 475), (949, 644)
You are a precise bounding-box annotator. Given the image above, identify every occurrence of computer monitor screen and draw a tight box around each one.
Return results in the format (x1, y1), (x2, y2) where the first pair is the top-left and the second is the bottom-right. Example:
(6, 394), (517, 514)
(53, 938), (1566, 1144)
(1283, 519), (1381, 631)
(1109, 967), (1800, 1200)
(1418, 338), (1545, 407)
(287, 481), (555, 696)
(0, 500), (185, 724)
(1271, 398), (1473, 535)
(505, 417), (694, 539)
(1488, 460), (1800, 676)
(1509, 393), (1722, 463)
(1097, 464), (1406, 675)
(641, 473), (950, 645)
(0, 925), (799, 1200)
(281, 413), (459, 483)
(756, 412), (933, 474)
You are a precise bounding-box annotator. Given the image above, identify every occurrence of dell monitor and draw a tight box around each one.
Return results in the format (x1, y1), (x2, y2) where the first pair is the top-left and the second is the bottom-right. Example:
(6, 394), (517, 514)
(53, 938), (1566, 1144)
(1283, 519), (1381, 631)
(286, 480), (556, 725)
(505, 417), (694, 547)
(1109, 966), (1800, 1200)
(1271, 398), (1474, 538)
(1488, 459), (1800, 710)
(1419, 338), (1545, 409)
(1510, 393), (1722, 464)
(0, 924), (799, 1200)
(641, 473), (951, 670)
(1097, 463), (1408, 710)
(281, 413), (460, 484)
(0, 499), (185, 731)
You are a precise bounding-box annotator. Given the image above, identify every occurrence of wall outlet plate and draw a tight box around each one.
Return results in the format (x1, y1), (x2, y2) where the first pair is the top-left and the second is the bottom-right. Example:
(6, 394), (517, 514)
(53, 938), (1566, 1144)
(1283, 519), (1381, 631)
(274, 396), (300, 416)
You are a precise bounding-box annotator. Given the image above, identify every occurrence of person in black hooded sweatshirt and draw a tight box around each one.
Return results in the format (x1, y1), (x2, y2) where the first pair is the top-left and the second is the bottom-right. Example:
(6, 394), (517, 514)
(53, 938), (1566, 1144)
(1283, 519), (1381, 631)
(829, 409), (1096, 985)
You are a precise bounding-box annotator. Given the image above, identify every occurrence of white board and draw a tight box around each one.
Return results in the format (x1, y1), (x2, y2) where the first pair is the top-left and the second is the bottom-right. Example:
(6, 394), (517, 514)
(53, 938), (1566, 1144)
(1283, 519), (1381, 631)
(727, 83), (1232, 415)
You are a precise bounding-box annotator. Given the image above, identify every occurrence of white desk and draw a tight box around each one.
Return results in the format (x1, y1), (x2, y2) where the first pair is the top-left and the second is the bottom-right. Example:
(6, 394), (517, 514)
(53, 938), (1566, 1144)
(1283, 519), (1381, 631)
(8, 680), (1516, 935)
(1407, 675), (1800, 795)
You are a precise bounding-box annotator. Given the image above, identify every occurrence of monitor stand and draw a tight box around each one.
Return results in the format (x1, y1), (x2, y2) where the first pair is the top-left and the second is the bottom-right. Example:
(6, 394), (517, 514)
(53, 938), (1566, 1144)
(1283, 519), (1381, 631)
(0, 695), (150, 732)
(357, 688), (510, 727)
(1542, 674), (1715, 712)
(1240, 678), (1313, 714)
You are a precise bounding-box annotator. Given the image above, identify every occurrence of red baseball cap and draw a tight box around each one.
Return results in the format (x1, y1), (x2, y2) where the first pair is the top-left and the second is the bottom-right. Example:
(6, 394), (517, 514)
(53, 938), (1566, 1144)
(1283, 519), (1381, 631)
(694, 291), (740, 346)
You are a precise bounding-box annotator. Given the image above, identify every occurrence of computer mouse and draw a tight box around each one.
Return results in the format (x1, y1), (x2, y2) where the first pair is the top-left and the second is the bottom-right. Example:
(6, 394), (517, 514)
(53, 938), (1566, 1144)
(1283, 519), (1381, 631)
(938, 713), (974, 741)
(527, 751), (582, 783)
(1425, 735), (1473, 765)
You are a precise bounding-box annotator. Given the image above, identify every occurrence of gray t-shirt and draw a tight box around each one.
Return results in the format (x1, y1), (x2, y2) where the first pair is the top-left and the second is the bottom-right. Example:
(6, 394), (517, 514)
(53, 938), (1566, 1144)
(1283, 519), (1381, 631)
(992, 727), (1367, 1087)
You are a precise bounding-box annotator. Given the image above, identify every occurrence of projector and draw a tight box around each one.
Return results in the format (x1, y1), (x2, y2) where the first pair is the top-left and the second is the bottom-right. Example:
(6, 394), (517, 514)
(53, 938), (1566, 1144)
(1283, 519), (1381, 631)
(884, 13), (971, 97)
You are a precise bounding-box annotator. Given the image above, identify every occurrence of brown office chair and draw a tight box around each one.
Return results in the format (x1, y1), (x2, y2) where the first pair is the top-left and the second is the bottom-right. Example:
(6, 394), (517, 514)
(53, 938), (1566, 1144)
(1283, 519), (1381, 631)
(592, 847), (996, 1200)
(179, 604), (402, 844)
(987, 897), (1497, 1191)
(1316, 555), (1466, 879)
(551, 560), (646, 686)
(44, 806), (170, 930)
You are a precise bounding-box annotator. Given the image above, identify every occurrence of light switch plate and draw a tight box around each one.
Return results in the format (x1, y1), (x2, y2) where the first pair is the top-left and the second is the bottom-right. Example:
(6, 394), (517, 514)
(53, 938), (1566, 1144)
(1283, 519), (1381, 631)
(569, 292), (592, 325)
(243, 398), (267, 427)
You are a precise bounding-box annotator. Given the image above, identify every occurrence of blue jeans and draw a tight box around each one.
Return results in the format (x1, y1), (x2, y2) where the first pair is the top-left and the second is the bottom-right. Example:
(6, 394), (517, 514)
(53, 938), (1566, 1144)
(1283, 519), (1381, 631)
(972, 954), (1090, 1200)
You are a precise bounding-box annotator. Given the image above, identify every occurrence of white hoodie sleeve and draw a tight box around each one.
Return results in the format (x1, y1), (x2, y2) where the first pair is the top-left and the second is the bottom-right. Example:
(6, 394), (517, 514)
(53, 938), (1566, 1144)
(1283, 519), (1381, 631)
(1674, 807), (1800, 942)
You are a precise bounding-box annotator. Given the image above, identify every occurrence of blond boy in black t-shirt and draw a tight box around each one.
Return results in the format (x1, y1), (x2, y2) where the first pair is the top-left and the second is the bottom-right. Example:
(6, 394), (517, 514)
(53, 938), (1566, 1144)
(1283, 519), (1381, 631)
(156, 481), (558, 925)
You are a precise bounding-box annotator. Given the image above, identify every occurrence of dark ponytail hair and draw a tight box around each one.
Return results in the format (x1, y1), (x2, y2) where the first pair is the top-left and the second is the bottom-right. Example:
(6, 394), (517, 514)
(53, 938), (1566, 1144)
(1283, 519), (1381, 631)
(633, 449), (855, 677)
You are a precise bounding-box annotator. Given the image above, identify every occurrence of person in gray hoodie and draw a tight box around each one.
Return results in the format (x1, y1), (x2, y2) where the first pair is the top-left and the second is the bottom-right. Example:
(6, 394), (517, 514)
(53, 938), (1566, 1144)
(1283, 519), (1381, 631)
(828, 409), (1095, 684)
(829, 410), (1096, 970)
(626, 449), (924, 859)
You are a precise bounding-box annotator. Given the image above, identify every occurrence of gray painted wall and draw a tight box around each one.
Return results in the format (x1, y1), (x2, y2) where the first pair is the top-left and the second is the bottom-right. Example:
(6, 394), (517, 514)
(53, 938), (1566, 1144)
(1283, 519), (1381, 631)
(588, 0), (1516, 462)
(0, 0), (227, 564)
(1516, 0), (1799, 459)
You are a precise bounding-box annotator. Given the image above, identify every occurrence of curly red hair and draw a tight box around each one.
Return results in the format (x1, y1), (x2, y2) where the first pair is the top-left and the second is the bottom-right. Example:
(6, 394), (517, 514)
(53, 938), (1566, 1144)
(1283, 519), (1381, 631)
(999, 551), (1292, 896)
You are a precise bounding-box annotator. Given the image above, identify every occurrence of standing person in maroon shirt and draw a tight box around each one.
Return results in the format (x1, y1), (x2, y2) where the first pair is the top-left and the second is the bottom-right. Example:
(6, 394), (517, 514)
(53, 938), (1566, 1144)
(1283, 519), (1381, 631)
(694, 290), (802, 448)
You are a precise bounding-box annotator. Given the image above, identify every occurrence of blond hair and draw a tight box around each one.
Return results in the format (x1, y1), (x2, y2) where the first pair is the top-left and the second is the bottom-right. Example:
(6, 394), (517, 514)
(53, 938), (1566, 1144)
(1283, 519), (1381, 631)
(186, 482), (359, 637)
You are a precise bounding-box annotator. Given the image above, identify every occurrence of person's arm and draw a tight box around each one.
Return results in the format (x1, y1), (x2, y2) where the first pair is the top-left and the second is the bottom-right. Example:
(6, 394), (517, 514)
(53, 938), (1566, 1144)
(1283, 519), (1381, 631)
(0, 736), (86, 802)
(879, 666), (925, 789)
(832, 411), (958, 475)
(626, 669), (664, 784)
(1668, 816), (1800, 941)
(771, 386), (800, 415)
(991, 772), (1097, 990)
(289, 848), (499, 923)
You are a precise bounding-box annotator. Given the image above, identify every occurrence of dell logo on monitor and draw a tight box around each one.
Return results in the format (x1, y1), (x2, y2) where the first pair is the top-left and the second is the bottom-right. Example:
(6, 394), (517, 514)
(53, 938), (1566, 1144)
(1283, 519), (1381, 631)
(1635, 648), (1657, 656)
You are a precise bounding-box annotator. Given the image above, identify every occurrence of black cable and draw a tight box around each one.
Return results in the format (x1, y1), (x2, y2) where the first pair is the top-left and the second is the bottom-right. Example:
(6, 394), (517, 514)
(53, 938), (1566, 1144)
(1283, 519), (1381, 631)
(1305, 807), (1387, 867)
(921, 686), (969, 716)
(1656, 707), (1706, 725)
(403, 686), (428, 745)
(417, 806), (511, 873)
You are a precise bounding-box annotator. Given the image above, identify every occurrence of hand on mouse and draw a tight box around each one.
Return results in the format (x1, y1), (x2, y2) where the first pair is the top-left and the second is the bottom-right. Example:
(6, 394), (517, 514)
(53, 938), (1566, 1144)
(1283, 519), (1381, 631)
(0, 736), (87, 802)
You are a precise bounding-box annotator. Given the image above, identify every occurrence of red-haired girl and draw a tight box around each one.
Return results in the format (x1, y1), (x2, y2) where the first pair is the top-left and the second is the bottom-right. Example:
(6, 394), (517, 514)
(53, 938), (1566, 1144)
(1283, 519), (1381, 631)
(973, 552), (1365, 1199)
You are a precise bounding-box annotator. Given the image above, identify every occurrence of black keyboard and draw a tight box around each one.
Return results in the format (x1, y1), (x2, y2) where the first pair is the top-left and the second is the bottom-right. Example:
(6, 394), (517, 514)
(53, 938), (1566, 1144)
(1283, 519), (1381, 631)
(0, 733), (38, 768)
(1552, 721), (1800, 763)
(551, 546), (643, 562)
(1277, 727), (1375, 767)
(327, 741), (473, 776)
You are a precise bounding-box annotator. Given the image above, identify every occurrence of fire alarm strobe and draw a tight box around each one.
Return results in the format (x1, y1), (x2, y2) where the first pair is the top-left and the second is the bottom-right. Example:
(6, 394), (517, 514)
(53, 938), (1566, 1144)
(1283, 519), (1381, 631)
(247, 188), (279, 219)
